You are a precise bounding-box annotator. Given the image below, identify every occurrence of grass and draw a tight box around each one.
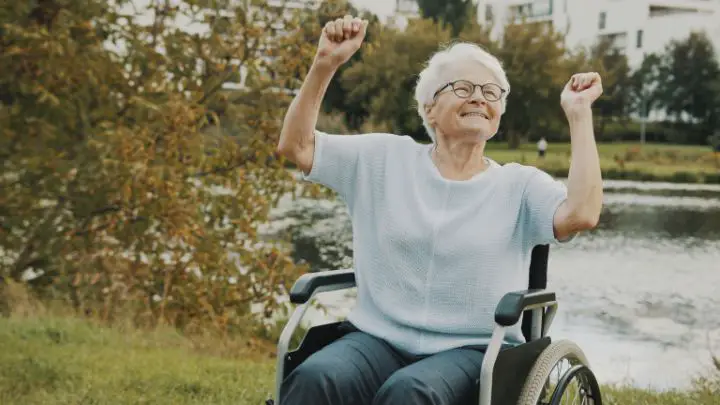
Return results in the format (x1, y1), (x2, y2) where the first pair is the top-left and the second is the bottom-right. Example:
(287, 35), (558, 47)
(484, 142), (720, 183)
(0, 315), (276, 405)
(1, 313), (719, 405)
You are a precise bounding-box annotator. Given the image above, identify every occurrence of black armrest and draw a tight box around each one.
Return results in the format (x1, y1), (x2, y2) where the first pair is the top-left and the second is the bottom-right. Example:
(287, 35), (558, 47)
(494, 289), (556, 327)
(289, 269), (356, 304)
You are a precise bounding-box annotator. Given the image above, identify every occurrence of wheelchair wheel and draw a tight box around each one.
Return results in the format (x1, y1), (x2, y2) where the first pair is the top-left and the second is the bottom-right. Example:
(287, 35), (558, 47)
(517, 340), (602, 405)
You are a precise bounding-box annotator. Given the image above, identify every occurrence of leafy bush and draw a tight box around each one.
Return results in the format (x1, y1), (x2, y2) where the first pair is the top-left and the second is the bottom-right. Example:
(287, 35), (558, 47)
(0, 0), (317, 337)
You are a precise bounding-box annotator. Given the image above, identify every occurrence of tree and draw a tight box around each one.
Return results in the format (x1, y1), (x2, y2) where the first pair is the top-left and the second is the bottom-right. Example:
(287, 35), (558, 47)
(495, 21), (571, 148)
(589, 37), (631, 136)
(340, 19), (452, 140)
(416, 0), (475, 36)
(656, 31), (720, 144)
(0, 0), (313, 334)
(311, 0), (381, 130)
(457, 15), (496, 50)
(628, 53), (664, 142)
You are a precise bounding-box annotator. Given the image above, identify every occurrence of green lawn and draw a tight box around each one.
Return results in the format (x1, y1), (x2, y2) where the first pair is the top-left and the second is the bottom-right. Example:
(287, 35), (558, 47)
(0, 315), (276, 405)
(1, 314), (719, 404)
(485, 142), (719, 183)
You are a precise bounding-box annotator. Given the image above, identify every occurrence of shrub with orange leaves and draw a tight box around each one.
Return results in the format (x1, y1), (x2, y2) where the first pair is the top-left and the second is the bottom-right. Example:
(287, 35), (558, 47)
(0, 0), (319, 336)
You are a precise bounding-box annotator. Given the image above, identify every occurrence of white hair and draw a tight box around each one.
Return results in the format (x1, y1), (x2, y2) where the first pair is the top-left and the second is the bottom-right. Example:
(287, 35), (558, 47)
(415, 42), (511, 143)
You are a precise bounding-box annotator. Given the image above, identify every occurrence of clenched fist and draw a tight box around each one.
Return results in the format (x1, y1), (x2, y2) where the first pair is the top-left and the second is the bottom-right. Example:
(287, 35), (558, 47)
(560, 72), (603, 117)
(315, 15), (368, 70)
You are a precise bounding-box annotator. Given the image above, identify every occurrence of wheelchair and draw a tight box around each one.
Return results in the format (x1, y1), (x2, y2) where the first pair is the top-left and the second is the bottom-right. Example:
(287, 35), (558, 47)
(266, 245), (603, 405)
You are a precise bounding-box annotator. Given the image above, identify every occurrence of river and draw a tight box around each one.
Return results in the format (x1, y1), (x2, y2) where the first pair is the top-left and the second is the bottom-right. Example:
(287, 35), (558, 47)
(263, 179), (720, 391)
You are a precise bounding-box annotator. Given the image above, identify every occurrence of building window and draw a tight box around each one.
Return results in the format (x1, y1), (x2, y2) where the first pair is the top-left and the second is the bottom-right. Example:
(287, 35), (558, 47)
(509, 0), (553, 19)
(598, 12), (606, 29)
(486, 4), (494, 22)
(598, 32), (628, 52)
(533, 0), (553, 16)
(636, 29), (643, 48)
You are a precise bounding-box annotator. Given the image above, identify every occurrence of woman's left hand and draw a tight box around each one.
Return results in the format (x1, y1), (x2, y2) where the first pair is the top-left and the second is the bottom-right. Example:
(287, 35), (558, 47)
(560, 72), (603, 117)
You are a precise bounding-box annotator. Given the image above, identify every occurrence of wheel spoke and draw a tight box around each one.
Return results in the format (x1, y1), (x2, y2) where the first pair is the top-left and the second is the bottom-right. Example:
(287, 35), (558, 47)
(539, 356), (599, 405)
(518, 341), (601, 405)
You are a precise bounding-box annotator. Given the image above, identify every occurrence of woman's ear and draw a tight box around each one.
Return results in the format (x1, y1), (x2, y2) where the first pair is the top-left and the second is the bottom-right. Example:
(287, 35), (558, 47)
(424, 104), (434, 125)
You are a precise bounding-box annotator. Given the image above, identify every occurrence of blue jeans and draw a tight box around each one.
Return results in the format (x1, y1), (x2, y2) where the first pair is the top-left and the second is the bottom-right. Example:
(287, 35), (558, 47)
(279, 324), (486, 405)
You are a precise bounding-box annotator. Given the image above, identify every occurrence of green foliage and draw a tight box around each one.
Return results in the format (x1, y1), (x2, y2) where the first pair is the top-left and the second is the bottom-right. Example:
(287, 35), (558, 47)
(627, 31), (720, 145)
(628, 53), (664, 119)
(627, 32), (720, 146)
(495, 21), (573, 148)
(600, 120), (683, 143)
(709, 131), (720, 151)
(0, 0), (314, 336)
(341, 18), (452, 140)
(658, 31), (720, 136)
(589, 37), (631, 136)
(309, 0), (382, 129)
(416, 0), (475, 36)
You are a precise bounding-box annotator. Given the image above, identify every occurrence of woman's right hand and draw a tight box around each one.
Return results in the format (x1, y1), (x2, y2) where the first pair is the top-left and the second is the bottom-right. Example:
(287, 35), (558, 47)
(315, 15), (368, 71)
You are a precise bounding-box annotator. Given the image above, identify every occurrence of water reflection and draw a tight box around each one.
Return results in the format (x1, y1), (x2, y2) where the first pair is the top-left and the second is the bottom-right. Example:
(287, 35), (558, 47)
(597, 203), (720, 241)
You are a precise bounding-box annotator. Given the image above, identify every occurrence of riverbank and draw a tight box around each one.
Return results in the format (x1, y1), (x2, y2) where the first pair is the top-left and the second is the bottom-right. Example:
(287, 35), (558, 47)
(485, 142), (719, 184)
(1, 314), (718, 405)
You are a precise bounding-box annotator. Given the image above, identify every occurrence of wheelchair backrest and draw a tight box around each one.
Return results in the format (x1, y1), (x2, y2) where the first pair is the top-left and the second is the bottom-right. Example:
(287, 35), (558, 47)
(521, 244), (549, 341)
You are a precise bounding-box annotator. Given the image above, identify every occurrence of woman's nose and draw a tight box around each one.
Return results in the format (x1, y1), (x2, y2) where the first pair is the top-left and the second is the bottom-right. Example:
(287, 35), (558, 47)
(468, 91), (488, 105)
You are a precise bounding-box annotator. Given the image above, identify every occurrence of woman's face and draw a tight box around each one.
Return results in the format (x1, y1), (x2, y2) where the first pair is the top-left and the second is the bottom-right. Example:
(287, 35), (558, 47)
(425, 62), (505, 142)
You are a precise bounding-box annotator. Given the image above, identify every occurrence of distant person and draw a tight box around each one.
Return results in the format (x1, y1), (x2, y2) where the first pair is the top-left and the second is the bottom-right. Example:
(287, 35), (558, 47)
(276, 14), (604, 405)
(537, 136), (548, 158)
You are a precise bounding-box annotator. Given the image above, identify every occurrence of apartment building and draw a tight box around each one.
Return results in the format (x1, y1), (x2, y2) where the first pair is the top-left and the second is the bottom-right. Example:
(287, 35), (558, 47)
(478, 0), (720, 68)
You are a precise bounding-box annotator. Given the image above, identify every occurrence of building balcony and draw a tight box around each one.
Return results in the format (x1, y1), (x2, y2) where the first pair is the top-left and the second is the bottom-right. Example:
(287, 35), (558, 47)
(648, 0), (718, 15)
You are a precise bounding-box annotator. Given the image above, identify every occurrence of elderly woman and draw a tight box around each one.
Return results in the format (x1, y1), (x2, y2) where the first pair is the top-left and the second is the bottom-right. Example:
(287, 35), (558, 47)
(276, 14), (603, 405)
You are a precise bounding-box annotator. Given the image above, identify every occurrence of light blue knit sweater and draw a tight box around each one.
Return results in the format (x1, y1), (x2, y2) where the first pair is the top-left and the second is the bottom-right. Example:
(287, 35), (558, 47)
(303, 131), (569, 355)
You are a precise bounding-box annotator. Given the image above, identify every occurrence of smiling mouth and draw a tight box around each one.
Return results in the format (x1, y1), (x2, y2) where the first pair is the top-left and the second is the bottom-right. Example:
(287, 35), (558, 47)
(460, 112), (489, 119)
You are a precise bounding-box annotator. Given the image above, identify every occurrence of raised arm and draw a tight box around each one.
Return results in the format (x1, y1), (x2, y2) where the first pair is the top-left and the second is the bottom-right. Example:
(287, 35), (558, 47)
(552, 72), (604, 241)
(276, 15), (368, 175)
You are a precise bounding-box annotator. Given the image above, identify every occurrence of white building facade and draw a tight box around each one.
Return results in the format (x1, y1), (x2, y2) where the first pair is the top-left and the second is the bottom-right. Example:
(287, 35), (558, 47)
(478, 0), (720, 68)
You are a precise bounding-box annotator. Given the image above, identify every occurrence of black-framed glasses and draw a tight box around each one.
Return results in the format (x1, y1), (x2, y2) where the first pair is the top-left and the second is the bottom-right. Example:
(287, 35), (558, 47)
(433, 80), (506, 102)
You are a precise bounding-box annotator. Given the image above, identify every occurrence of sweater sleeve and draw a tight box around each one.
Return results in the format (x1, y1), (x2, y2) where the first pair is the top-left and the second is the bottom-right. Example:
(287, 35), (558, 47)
(302, 130), (389, 202)
(521, 169), (572, 246)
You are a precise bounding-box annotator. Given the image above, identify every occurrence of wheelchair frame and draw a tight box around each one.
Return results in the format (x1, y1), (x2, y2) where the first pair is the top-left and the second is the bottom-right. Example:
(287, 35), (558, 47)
(270, 245), (599, 405)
